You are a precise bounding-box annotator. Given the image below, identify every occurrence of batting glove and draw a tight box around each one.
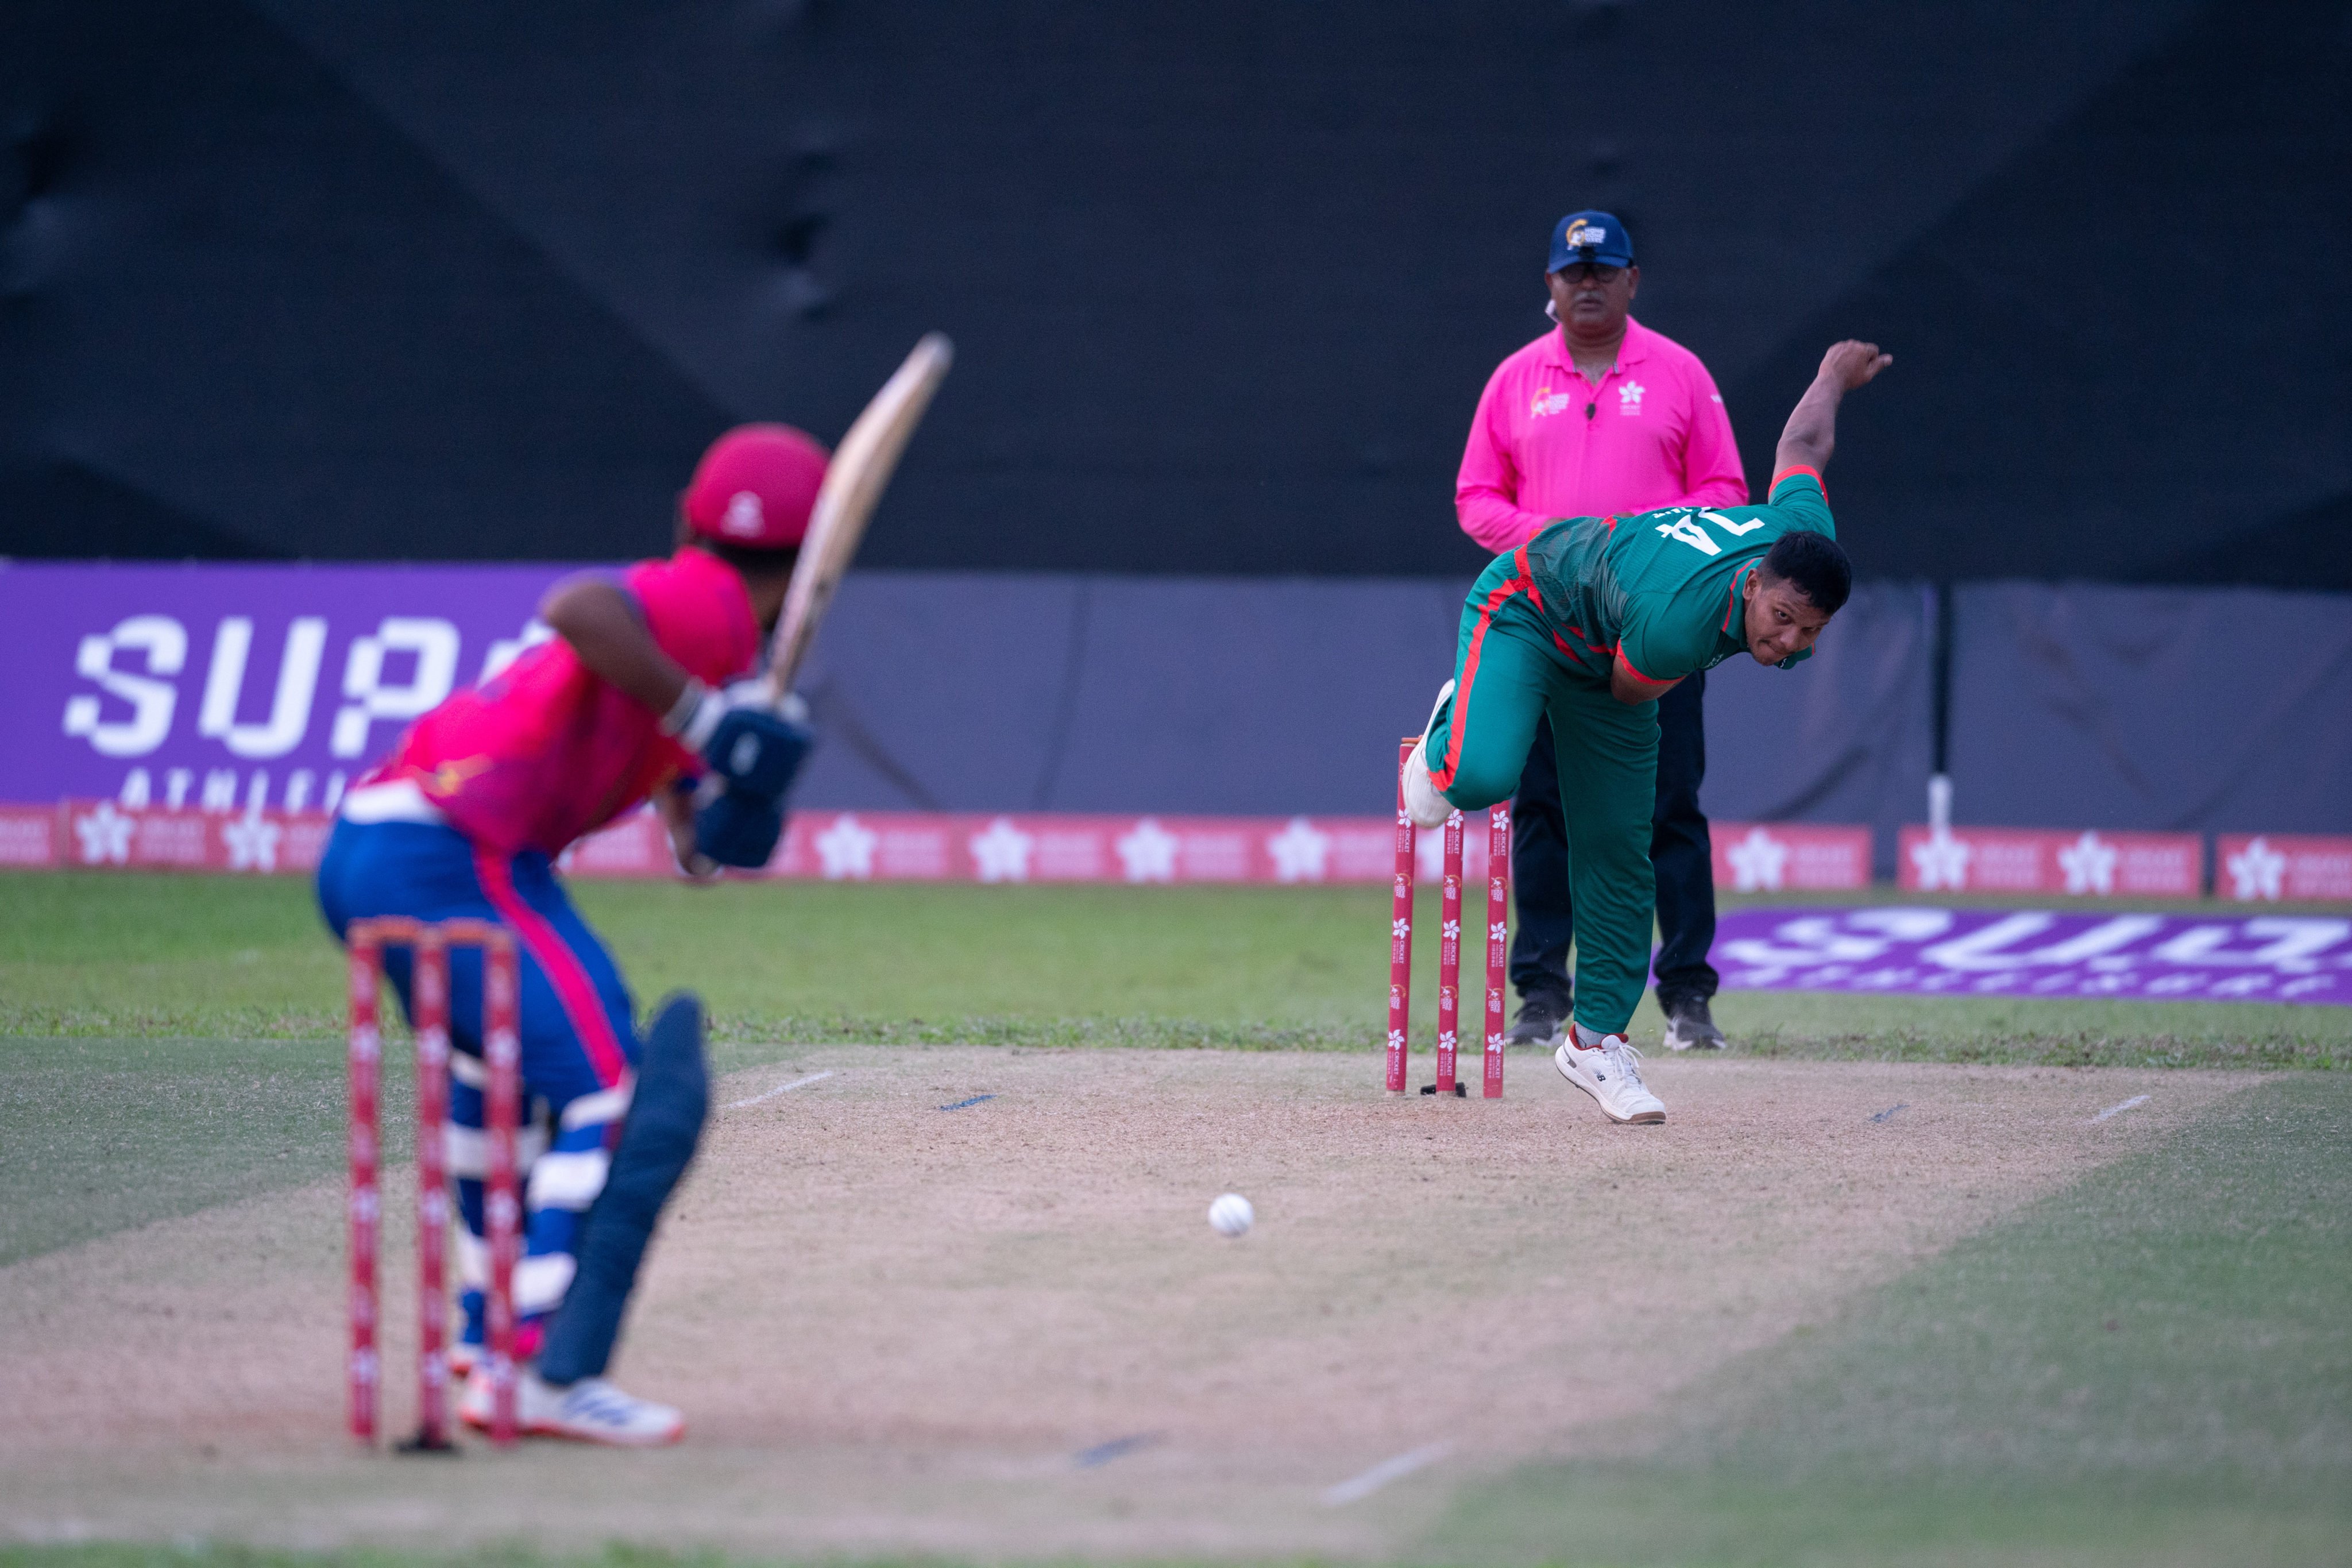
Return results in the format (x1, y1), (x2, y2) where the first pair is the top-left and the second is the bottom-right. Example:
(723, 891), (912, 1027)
(693, 783), (786, 870)
(661, 681), (816, 801)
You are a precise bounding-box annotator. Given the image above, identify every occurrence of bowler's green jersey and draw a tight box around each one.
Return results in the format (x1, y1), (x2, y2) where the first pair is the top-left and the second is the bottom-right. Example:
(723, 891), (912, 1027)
(1519, 467), (1835, 681)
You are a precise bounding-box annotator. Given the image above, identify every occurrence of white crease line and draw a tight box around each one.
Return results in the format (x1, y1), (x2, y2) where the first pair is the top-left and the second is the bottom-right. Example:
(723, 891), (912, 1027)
(726, 1070), (835, 1110)
(2091, 1094), (2150, 1123)
(1320, 1440), (1454, 1507)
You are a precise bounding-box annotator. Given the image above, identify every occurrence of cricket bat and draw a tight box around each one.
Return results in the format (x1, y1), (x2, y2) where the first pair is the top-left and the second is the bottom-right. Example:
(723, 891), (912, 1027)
(762, 332), (954, 701)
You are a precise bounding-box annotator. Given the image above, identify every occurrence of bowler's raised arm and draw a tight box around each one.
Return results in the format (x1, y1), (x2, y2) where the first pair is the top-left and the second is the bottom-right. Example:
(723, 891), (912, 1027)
(1772, 340), (1892, 480)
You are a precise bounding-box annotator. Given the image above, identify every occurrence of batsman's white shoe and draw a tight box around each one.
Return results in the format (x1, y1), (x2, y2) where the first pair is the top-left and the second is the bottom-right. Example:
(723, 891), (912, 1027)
(1554, 1028), (1666, 1125)
(1401, 680), (1458, 830)
(461, 1367), (686, 1447)
(457, 1365), (499, 1429)
(447, 1338), (480, 1380)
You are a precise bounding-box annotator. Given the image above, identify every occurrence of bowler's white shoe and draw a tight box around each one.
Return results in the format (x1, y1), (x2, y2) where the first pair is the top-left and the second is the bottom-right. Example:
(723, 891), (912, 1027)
(1554, 1026), (1666, 1125)
(461, 1367), (685, 1446)
(1401, 680), (1458, 829)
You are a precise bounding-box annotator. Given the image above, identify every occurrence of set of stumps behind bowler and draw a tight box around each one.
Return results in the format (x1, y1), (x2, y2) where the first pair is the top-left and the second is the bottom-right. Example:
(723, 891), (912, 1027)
(1382, 710), (1684, 1128)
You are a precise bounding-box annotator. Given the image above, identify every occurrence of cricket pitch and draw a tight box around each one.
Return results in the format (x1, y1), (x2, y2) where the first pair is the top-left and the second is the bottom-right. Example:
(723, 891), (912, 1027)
(0, 1050), (2251, 1561)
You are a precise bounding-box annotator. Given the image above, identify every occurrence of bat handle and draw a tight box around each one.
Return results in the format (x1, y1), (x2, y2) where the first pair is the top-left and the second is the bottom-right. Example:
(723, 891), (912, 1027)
(760, 658), (797, 709)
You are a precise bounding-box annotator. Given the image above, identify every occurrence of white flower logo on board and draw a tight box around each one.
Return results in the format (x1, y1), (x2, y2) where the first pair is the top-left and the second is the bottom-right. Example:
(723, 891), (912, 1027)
(223, 806), (283, 873)
(1266, 817), (1331, 883)
(813, 814), (879, 880)
(968, 817), (1034, 883)
(1117, 818), (1179, 883)
(1910, 829), (1971, 892)
(1725, 827), (1790, 892)
(74, 801), (136, 866)
(2226, 836), (2286, 902)
(2057, 831), (2118, 896)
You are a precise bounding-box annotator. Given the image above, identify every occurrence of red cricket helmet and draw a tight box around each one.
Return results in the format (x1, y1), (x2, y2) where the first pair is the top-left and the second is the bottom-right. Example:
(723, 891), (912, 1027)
(682, 423), (829, 549)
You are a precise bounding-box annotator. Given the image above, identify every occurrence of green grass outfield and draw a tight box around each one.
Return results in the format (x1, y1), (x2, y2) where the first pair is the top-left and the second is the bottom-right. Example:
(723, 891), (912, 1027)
(4, 870), (2347, 1064)
(4, 871), (2350, 1565)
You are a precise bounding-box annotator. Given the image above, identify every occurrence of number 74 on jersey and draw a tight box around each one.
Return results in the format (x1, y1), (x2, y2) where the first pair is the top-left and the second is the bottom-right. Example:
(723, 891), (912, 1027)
(1655, 508), (1766, 557)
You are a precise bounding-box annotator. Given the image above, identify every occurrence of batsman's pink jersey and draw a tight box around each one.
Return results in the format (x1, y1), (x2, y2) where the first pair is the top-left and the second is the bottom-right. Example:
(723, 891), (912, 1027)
(370, 548), (762, 856)
(1456, 317), (1746, 554)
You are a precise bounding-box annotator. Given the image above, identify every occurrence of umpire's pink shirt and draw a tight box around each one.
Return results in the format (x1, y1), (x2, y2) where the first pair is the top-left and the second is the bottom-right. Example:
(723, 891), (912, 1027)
(1456, 316), (1747, 554)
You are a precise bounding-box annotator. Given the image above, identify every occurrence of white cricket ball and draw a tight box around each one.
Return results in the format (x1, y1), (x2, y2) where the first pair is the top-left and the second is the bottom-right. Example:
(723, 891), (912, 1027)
(1207, 1192), (1254, 1237)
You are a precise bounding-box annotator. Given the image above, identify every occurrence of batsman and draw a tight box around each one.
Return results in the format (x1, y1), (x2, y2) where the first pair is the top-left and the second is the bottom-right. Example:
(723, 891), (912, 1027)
(314, 424), (828, 1445)
(1401, 340), (1891, 1125)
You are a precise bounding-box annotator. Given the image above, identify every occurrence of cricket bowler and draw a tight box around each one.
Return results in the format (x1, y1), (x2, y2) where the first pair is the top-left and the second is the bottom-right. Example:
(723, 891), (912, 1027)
(1401, 339), (1892, 1124)
(314, 424), (826, 1443)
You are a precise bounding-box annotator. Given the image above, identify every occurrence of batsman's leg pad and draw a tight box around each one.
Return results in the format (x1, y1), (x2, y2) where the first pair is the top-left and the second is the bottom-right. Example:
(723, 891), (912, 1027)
(535, 992), (709, 1385)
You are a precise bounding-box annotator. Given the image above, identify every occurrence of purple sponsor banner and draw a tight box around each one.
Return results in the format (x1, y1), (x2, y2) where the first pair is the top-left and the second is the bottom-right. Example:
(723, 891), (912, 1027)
(0, 562), (585, 812)
(1713, 906), (2352, 1007)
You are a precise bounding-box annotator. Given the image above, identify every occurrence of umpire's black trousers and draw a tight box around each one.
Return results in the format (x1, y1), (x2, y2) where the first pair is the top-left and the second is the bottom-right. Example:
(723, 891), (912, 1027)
(1509, 671), (1717, 1010)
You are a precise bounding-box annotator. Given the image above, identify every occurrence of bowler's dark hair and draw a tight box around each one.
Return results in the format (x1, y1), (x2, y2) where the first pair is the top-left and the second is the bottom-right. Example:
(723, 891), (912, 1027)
(1760, 531), (1851, 615)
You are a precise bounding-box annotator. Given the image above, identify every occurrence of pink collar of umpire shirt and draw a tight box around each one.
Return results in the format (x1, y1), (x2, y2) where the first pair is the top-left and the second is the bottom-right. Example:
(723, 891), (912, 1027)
(1538, 314), (1658, 377)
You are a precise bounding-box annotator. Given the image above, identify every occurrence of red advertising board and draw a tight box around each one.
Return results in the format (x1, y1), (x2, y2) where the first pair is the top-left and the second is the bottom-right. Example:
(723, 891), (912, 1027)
(54, 802), (2331, 904)
(2215, 834), (2352, 902)
(24, 800), (1884, 890)
(1897, 826), (2203, 897)
(0, 804), (60, 867)
(49, 800), (337, 875)
(33, 801), (1488, 886)
(561, 810), (1882, 888)
(1708, 821), (1872, 891)
(760, 810), (1478, 885)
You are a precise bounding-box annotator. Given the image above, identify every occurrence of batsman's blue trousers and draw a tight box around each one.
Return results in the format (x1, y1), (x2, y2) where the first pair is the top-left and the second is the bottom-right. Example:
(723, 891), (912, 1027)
(316, 818), (642, 1350)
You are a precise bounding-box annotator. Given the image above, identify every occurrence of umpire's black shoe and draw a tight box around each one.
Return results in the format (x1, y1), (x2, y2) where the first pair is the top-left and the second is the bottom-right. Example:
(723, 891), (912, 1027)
(1503, 992), (1571, 1049)
(1662, 995), (1729, 1052)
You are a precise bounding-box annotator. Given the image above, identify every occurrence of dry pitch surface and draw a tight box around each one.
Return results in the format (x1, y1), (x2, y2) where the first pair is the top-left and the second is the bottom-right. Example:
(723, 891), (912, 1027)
(0, 1048), (2247, 1560)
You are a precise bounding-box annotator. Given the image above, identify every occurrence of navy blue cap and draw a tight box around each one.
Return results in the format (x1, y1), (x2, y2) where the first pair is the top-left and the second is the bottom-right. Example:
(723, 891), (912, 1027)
(1548, 210), (1634, 272)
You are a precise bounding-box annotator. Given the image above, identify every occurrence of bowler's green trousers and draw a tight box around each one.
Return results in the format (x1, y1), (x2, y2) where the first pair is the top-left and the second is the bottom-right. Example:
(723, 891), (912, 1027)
(1426, 553), (1659, 1035)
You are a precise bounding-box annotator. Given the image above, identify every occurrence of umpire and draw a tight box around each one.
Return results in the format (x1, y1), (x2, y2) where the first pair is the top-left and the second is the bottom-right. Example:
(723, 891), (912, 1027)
(1454, 210), (1745, 1052)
